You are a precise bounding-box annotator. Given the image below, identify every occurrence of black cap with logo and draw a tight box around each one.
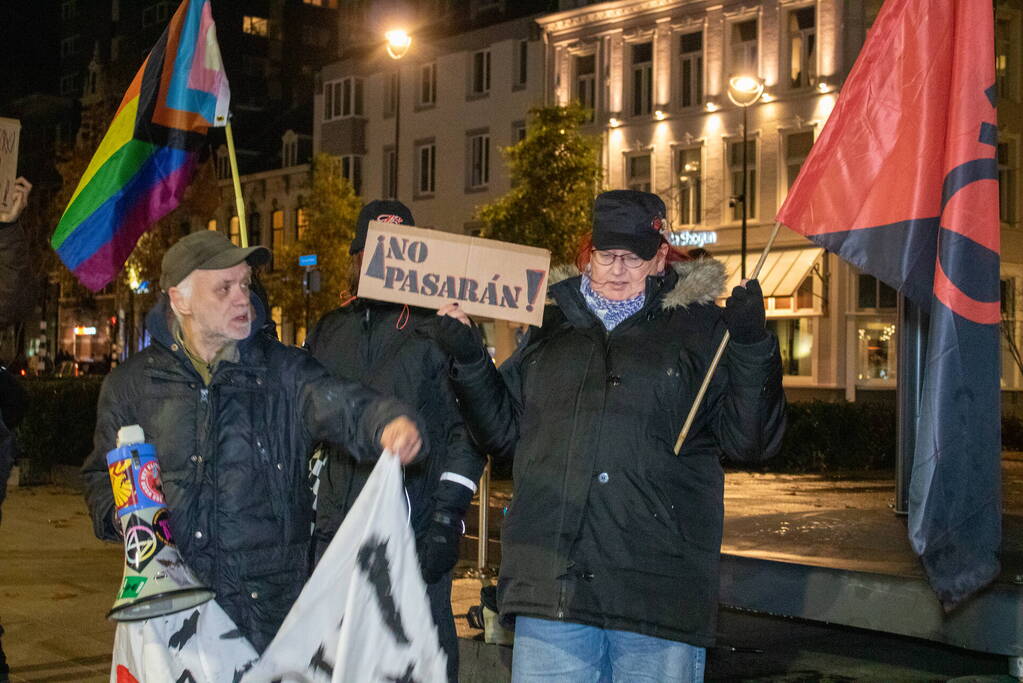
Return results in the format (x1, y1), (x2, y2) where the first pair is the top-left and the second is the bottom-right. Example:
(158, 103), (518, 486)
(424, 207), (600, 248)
(350, 200), (415, 255)
(591, 190), (667, 261)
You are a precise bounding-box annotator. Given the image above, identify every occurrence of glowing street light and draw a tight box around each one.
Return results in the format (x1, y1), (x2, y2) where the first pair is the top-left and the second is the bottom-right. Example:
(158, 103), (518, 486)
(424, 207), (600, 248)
(385, 29), (411, 60)
(726, 74), (765, 279)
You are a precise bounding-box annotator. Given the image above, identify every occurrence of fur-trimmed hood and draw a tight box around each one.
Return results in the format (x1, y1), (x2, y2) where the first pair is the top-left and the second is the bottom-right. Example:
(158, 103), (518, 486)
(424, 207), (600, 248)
(547, 258), (726, 310)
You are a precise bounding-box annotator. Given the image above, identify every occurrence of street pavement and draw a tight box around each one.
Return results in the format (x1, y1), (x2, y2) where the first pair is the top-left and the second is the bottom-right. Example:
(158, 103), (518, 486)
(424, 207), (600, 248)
(0, 461), (1019, 682)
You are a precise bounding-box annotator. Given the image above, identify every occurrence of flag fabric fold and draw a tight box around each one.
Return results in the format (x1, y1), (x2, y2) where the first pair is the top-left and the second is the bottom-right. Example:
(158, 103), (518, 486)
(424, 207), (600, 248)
(52, 0), (230, 292)
(777, 0), (1001, 608)
(111, 453), (447, 682)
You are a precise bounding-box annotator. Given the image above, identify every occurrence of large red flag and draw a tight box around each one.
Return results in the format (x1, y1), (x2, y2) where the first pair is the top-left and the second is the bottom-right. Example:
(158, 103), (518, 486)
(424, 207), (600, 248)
(777, 0), (1000, 608)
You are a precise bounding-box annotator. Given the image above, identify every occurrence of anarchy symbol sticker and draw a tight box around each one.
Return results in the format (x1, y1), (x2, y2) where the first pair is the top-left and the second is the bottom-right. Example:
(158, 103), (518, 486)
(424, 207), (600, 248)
(124, 523), (159, 572)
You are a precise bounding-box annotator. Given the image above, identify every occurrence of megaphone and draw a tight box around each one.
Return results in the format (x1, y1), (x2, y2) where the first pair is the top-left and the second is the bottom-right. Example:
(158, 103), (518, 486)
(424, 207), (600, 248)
(106, 425), (215, 621)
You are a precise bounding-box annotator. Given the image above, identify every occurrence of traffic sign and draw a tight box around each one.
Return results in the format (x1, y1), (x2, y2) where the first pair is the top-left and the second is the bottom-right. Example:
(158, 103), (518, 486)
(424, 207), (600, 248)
(299, 254), (318, 267)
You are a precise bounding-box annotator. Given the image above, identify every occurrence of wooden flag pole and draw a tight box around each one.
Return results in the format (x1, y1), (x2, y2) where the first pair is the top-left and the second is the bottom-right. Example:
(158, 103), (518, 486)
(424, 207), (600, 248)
(224, 121), (249, 248)
(673, 220), (784, 455)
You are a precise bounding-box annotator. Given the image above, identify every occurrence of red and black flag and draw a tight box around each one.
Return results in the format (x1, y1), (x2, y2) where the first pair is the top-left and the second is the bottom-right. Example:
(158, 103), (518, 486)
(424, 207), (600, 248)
(777, 0), (1000, 608)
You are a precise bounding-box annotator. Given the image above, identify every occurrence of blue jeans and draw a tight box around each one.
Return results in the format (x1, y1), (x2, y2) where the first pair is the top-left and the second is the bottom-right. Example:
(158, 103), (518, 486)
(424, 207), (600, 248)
(511, 616), (706, 683)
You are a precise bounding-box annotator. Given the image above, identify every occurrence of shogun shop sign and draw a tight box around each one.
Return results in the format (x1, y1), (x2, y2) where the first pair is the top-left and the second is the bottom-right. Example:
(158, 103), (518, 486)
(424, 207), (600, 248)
(358, 221), (551, 326)
(0, 118), (20, 213)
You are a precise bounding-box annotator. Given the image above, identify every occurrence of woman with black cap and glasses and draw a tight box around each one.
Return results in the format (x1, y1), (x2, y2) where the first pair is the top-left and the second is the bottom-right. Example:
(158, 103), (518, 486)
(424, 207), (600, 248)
(422, 189), (785, 682)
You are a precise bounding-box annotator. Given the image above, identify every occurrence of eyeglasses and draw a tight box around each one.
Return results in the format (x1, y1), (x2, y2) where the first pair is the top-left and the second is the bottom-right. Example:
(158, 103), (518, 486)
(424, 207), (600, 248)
(590, 249), (648, 269)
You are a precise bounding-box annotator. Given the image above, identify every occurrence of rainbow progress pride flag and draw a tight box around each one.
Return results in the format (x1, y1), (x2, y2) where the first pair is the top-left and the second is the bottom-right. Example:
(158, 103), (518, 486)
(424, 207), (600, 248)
(52, 0), (230, 291)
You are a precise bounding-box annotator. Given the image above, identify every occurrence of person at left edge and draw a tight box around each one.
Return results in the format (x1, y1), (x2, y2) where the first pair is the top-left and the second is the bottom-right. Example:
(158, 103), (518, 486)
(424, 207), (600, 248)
(305, 200), (486, 682)
(0, 176), (32, 683)
(81, 230), (424, 654)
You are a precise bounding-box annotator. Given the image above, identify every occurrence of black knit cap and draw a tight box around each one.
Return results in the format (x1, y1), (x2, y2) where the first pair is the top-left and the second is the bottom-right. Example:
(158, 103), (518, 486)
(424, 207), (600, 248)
(350, 200), (415, 255)
(591, 190), (667, 260)
(160, 230), (270, 291)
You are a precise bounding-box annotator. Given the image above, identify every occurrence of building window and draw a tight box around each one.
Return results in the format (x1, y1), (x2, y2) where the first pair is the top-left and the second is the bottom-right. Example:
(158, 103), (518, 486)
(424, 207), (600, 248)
(468, 134), (490, 189)
(324, 77), (364, 120)
(631, 42), (653, 117)
(728, 139), (757, 220)
(340, 155), (362, 195)
(471, 49), (491, 96)
(767, 318), (812, 376)
(999, 140), (1019, 224)
(418, 62), (437, 106)
(142, 2), (173, 27)
(417, 143), (437, 195)
(60, 72), (79, 96)
(856, 318), (897, 381)
(996, 15), (1020, 103)
(729, 18), (758, 77)
(272, 210), (285, 251)
(296, 207), (309, 241)
(207, 219), (218, 232)
(61, 0), (77, 20)
(61, 35), (79, 58)
(626, 153), (651, 192)
(512, 121), (526, 143)
(857, 273), (898, 309)
(216, 149), (230, 179)
(678, 32), (703, 109)
(229, 216), (240, 245)
(282, 132), (298, 168)
(784, 130), (814, 192)
(1002, 278), (1021, 386)
(384, 71), (398, 117)
(383, 147), (397, 199)
(514, 40), (528, 88)
(243, 15), (269, 37)
(787, 7), (816, 89)
(675, 147), (701, 225)
(575, 54), (596, 121)
(248, 212), (262, 247)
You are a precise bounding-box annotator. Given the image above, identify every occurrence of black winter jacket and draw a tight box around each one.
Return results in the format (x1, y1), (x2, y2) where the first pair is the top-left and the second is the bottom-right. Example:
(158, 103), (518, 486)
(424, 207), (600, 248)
(306, 301), (485, 553)
(81, 296), (416, 652)
(449, 259), (785, 647)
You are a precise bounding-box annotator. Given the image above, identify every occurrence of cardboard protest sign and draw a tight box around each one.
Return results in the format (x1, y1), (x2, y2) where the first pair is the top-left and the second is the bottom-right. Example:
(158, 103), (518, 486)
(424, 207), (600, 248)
(0, 118), (20, 213)
(358, 222), (551, 326)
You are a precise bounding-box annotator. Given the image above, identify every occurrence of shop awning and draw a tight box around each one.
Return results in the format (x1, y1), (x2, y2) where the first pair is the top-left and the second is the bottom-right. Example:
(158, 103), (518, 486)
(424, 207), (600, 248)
(716, 247), (824, 297)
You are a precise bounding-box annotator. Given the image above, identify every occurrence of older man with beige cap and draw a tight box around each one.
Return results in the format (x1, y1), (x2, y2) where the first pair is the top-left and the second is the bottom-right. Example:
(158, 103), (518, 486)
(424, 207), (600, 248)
(81, 230), (424, 652)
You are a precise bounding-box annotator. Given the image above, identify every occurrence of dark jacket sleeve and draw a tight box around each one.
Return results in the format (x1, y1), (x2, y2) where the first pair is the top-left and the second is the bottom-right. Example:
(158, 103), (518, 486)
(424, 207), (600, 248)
(295, 352), (425, 463)
(81, 372), (133, 542)
(711, 327), (786, 463)
(428, 346), (487, 513)
(449, 331), (533, 460)
(0, 220), (30, 327)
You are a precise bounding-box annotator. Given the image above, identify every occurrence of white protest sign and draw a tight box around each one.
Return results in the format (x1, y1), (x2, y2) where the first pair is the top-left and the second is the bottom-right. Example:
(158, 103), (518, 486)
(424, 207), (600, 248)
(0, 118), (20, 213)
(358, 222), (551, 326)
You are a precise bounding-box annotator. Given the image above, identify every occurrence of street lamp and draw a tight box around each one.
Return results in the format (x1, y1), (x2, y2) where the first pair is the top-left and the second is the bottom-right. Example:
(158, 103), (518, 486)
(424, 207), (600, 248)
(726, 75), (765, 279)
(386, 29), (412, 200)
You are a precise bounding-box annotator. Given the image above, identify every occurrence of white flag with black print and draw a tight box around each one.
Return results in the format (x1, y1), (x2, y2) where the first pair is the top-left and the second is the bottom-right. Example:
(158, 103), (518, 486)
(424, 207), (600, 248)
(111, 452), (447, 682)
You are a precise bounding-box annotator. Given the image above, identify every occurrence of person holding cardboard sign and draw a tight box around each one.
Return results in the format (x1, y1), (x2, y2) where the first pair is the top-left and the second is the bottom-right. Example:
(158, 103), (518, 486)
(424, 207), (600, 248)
(425, 190), (786, 682)
(305, 200), (486, 683)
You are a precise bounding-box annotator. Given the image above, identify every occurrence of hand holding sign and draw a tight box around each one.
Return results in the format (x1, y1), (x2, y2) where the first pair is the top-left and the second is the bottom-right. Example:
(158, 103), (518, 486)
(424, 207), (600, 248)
(0, 177), (31, 223)
(418, 304), (486, 364)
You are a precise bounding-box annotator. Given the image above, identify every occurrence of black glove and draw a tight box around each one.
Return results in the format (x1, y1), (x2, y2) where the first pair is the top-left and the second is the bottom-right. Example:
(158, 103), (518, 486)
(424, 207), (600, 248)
(723, 279), (768, 344)
(417, 314), (486, 364)
(417, 510), (464, 585)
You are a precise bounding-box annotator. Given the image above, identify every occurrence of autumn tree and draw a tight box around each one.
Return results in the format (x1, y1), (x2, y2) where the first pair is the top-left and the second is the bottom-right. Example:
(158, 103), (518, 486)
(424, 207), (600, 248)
(476, 103), (603, 266)
(262, 153), (361, 332)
